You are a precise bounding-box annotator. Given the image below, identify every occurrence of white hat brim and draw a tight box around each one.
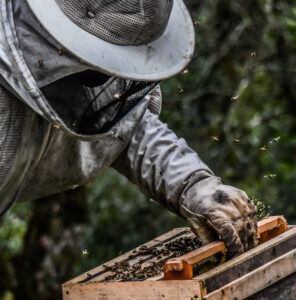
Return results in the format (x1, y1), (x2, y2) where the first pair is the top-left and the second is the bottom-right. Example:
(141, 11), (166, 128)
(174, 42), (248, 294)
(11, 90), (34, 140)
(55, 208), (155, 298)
(26, 0), (195, 81)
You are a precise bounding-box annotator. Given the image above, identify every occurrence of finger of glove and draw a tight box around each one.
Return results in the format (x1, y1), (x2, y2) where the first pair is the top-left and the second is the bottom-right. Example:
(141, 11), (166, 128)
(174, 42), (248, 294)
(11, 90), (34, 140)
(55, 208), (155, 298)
(246, 215), (259, 249)
(236, 192), (257, 217)
(233, 214), (258, 251)
(187, 217), (217, 245)
(180, 205), (218, 245)
(246, 197), (257, 211)
(233, 218), (249, 252)
(213, 220), (244, 258)
(215, 188), (257, 250)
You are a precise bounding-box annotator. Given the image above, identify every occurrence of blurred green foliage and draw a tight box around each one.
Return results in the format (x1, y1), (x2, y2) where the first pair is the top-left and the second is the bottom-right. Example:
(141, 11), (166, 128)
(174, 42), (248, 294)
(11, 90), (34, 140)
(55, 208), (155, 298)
(252, 197), (268, 220)
(0, 204), (30, 259)
(161, 0), (296, 224)
(1, 0), (296, 298)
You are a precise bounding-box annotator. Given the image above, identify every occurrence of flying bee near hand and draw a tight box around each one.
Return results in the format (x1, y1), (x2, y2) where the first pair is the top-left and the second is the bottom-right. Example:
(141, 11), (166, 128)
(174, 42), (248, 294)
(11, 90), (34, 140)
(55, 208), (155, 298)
(182, 68), (189, 76)
(193, 19), (200, 26)
(211, 136), (219, 141)
(114, 92), (121, 99)
(82, 249), (89, 256)
(58, 48), (64, 55)
(264, 174), (277, 179)
(177, 85), (184, 94)
(231, 95), (239, 102)
(269, 136), (280, 144)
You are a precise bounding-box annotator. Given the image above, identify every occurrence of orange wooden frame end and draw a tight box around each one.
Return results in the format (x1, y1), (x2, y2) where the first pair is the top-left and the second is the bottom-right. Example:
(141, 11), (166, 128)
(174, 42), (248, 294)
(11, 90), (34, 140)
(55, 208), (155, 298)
(163, 216), (288, 280)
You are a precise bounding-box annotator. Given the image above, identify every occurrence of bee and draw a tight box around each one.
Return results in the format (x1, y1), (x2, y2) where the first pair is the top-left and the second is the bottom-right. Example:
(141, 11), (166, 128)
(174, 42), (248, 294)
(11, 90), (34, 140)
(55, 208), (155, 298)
(53, 124), (60, 129)
(231, 95), (239, 102)
(82, 249), (89, 256)
(233, 138), (240, 143)
(193, 20), (200, 26)
(177, 85), (184, 94)
(269, 136), (280, 144)
(37, 59), (43, 67)
(87, 11), (95, 18)
(71, 185), (79, 190)
(103, 265), (111, 271)
(114, 93), (121, 99)
(58, 48), (64, 56)
(264, 174), (276, 179)
(251, 52), (256, 57)
(182, 68), (189, 76)
(211, 136), (219, 141)
(260, 146), (267, 151)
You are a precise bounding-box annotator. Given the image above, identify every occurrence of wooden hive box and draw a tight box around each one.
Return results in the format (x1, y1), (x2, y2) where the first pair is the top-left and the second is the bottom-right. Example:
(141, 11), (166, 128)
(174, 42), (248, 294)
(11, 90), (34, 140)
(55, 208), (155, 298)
(63, 216), (296, 300)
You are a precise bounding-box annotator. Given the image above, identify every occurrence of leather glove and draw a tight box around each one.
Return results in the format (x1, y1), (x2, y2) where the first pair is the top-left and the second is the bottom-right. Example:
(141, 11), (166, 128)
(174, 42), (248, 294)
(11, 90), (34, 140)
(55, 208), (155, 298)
(180, 175), (258, 258)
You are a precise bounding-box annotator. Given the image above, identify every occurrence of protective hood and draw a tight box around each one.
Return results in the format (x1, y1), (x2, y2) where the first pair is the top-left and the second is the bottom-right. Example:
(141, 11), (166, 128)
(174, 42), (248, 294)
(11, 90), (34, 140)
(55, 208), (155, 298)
(26, 0), (195, 81)
(0, 0), (157, 140)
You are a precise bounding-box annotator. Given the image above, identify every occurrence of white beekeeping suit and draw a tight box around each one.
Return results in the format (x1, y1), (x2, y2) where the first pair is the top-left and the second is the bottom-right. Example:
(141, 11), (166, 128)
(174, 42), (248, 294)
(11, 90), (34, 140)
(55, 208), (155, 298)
(0, 0), (257, 257)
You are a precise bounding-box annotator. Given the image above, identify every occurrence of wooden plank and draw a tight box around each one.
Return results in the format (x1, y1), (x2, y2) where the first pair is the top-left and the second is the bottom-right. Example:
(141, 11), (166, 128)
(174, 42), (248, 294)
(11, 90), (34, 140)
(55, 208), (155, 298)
(257, 216), (287, 235)
(202, 231), (296, 294)
(204, 248), (296, 300)
(62, 280), (202, 300)
(163, 241), (225, 280)
(178, 241), (225, 266)
(258, 216), (287, 244)
(164, 217), (289, 281)
(248, 272), (296, 299)
(64, 227), (190, 286)
(86, 231), (195, 283)
(196, 226), (296, 285)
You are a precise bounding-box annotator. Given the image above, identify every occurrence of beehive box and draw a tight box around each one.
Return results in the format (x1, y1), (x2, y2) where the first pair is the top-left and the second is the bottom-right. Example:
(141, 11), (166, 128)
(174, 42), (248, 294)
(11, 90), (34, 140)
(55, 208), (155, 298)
(63, 217), (296, 300)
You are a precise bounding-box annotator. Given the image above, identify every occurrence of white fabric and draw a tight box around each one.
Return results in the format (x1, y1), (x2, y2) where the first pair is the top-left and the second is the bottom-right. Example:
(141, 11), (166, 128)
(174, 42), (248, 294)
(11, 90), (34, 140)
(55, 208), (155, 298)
(26, 0), (195, 81)
(11, 0), (89, 88)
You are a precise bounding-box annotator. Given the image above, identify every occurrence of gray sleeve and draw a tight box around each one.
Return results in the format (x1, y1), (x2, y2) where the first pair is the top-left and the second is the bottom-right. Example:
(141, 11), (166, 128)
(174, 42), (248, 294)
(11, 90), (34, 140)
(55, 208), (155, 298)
(112, 109), (214, 215)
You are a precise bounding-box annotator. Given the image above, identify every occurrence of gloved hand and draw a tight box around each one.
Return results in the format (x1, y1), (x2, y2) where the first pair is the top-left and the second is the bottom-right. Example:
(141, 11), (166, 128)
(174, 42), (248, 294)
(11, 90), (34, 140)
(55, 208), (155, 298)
(180, 175), (258, 258)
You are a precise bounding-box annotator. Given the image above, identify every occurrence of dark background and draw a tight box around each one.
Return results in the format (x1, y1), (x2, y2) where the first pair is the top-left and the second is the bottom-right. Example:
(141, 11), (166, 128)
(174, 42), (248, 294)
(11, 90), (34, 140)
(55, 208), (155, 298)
(1, 0), (296, 299)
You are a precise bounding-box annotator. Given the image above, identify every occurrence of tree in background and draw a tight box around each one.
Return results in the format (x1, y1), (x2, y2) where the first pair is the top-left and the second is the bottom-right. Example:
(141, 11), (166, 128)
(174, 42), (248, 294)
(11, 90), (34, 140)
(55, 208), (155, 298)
(1, 0), (296, 299)
(162, 0), (296, 222)
(0, 188), (88, 300)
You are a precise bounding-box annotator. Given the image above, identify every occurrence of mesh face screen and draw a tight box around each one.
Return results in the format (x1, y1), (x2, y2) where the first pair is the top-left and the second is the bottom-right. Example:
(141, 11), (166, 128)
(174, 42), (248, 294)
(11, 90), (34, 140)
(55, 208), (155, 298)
(0, 86), (25, 189)
(76, 79), (158, 135)
(55, 0), (173, 46)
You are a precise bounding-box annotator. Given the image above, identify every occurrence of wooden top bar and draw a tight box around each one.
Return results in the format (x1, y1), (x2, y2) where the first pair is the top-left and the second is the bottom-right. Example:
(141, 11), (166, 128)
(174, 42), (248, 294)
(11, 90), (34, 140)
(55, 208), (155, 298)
(163, 216), (288, 280)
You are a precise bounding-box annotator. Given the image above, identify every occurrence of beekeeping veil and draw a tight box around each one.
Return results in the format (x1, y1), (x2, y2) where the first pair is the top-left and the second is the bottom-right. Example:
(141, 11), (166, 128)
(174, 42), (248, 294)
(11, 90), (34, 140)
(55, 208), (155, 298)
(0, 0), (194, 214)
(26, 0), (195, 81)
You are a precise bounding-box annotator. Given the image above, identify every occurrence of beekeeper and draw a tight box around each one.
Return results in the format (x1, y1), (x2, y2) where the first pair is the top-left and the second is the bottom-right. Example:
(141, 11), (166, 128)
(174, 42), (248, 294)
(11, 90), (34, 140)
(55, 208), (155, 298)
(0, 0), (257, 257)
